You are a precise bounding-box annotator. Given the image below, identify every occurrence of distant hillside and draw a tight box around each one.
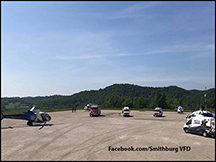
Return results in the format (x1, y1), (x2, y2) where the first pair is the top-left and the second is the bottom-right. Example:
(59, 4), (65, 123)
(1, 83), (215, 112)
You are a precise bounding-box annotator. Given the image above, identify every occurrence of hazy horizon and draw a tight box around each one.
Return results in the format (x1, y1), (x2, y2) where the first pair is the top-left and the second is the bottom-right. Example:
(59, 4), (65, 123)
(1, 83), (214, 98)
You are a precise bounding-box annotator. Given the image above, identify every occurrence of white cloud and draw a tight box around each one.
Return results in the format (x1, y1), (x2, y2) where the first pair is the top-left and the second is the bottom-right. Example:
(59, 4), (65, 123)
(207, 44), (215, 50)
(103, 2), (162, 20)
(55, 52), (143, 60)
(55, 53), (133, 60)
(54, 42), (215, 61)
(124, 2), (161, 13)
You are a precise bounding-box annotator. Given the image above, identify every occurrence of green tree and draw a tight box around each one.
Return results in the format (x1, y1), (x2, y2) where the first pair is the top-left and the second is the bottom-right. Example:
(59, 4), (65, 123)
(1, 105), (7, 112)
(108, 95), (122, 108)
(122, 97), (133, 108)
(150, 91), (168, 109)
(208, 98), (215, 108)
(136, 96), (150, 108)
(150, 91), (162, 108)
(158, 93), (166, 108)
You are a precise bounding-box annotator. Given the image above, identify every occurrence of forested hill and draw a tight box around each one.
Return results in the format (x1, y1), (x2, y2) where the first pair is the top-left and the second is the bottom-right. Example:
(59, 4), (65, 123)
(1, 83), (215, 112)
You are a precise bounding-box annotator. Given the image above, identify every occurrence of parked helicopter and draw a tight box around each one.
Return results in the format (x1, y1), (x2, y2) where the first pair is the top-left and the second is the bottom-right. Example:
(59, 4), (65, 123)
(175, 105), (184, 113)
(84, 103), (92, 111)
(1, 106), (51, 126)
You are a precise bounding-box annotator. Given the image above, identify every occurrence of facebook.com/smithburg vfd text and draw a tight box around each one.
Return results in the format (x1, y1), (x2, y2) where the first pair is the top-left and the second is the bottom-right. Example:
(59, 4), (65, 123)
(108, 146), (191, 153)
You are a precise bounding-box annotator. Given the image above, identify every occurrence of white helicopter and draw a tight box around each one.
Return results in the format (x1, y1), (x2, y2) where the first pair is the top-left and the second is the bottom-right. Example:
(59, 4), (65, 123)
(1, 106), (51, 126)
(84, 103), (92, 111)
(175, 105), (184, 113)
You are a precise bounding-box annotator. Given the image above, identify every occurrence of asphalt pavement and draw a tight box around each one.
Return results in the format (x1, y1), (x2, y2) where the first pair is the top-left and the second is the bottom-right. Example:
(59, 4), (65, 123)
(1, 110), (215, 161)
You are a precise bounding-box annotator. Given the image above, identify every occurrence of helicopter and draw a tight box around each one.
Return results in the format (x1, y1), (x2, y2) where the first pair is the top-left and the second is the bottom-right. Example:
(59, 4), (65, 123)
(175, 105), (184, 113)
(1, 106), (51, 126)
(84, 103), (92, 111)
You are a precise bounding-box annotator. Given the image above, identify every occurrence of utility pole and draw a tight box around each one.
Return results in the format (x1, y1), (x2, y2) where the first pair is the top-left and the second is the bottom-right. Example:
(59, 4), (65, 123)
(204, 86), (207, 110)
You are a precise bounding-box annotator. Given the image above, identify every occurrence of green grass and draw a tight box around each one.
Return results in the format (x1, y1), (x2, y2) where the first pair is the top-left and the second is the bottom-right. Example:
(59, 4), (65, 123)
(2, 110), (27, 115)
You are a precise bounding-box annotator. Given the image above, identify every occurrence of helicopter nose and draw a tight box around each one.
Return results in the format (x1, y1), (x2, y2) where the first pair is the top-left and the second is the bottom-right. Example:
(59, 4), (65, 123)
(45, 114), (51, 121)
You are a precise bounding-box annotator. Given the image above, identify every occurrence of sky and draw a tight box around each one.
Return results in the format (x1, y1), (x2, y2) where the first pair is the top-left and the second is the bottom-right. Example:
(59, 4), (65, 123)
(1, 1), (215, 97)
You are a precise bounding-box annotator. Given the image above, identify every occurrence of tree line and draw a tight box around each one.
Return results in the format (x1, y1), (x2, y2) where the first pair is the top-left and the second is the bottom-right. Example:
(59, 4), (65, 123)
(1, 84), (215, 112)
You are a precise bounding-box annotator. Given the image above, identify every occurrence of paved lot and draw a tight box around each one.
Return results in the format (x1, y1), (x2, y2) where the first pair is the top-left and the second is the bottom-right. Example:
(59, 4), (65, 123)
(1, 110), (215, 161)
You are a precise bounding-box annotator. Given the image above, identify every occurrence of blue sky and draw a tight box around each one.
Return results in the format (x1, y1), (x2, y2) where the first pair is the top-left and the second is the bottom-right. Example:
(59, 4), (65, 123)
(1, 1), (215, 97)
